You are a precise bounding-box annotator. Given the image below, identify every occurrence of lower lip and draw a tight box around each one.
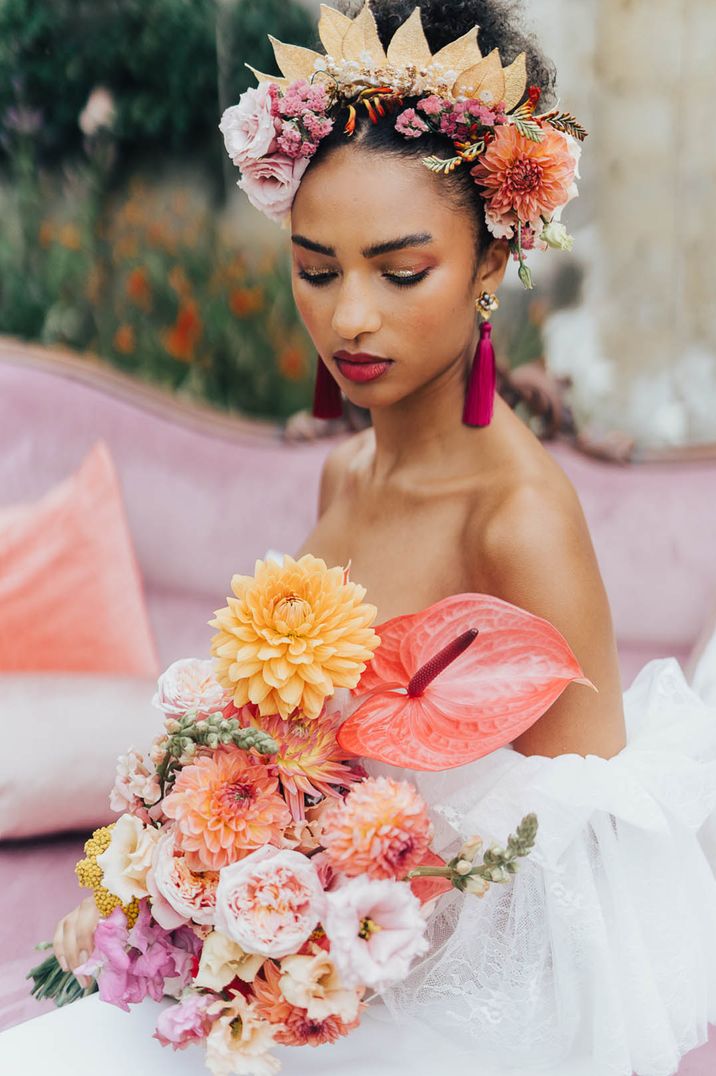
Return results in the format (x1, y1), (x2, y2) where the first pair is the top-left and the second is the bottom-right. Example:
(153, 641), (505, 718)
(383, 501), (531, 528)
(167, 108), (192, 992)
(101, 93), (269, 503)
(334, 358), (392, 383)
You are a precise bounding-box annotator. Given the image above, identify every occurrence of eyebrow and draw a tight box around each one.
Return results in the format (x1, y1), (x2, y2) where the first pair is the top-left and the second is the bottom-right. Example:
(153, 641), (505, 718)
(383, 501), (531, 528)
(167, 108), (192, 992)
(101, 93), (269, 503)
(291, 232), (434, 259)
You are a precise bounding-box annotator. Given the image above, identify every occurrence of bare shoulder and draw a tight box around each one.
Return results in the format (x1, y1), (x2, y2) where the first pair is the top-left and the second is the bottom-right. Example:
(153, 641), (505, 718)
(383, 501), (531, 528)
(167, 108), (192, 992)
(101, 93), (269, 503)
(317, 428), (372, 516)
(469, 457), (627, 758)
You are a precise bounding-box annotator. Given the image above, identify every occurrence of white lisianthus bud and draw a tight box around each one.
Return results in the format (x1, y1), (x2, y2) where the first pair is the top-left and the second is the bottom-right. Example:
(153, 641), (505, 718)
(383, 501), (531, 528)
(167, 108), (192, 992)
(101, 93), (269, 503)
(454, 859), (472, 876)
(539, 220), (574, 251)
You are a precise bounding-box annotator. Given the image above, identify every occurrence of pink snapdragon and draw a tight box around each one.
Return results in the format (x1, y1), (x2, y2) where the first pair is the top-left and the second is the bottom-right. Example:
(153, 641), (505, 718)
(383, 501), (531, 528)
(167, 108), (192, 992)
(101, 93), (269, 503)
(110, 748), (161, 821)
(74, 902), (200, 1011)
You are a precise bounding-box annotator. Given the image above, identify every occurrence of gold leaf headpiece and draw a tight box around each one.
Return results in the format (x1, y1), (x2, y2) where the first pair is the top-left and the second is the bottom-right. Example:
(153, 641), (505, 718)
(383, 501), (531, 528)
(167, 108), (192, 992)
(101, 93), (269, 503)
(248, 2), (529, 113)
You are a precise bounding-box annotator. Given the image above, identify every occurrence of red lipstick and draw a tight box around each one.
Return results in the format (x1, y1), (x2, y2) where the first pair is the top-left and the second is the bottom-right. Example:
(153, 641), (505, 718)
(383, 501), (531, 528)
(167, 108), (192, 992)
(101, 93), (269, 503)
(333, 351), (393, 383)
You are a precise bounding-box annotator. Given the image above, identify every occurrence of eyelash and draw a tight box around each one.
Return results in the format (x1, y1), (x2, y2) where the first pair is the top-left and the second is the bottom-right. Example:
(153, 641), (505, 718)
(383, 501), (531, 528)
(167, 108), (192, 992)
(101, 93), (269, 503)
(298, 269), (430, 289)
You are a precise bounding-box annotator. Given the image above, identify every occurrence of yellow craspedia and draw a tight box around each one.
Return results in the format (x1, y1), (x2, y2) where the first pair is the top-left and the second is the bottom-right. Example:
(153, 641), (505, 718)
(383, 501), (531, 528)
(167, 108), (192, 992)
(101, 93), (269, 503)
(75, 825), (140, 927)
(209, 554), (379, 721)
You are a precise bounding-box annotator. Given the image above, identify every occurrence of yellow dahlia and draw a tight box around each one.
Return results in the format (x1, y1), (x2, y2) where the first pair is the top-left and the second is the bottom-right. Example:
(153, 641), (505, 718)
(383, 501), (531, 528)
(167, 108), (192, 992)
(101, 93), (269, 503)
(210, 554), (379, 721)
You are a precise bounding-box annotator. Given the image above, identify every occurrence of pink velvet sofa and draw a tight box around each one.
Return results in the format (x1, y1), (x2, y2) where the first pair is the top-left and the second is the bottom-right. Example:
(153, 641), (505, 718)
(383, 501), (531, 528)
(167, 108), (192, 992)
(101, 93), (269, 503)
(1, 339), (715, 1071)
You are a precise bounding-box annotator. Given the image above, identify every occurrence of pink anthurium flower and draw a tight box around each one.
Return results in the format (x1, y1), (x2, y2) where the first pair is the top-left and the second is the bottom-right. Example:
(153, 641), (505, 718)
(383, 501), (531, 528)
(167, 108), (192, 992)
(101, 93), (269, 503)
(337, 593), (595, 771)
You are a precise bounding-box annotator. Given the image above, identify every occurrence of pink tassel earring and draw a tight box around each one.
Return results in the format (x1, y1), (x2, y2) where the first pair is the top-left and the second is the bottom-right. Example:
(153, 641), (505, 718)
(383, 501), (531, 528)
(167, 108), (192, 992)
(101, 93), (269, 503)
(312, 353), (343, 420)
(463, 291), (499, 428)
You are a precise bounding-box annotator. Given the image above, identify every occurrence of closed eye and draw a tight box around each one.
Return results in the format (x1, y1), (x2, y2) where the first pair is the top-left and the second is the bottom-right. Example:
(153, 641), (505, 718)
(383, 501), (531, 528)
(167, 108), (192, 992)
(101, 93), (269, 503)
(298, 269), (431, 288)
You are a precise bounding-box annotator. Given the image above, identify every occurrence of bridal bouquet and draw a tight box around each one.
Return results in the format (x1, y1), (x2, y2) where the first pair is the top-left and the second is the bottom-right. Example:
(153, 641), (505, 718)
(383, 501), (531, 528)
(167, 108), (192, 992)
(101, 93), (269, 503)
(30, 553), (592, 1075)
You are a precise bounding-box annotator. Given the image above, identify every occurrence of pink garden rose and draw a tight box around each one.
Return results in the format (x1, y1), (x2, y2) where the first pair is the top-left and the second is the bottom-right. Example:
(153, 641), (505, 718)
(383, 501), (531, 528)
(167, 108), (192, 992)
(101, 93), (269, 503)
(154, 992), (215, 1050)
(148, 830), (218, 927)
(215, 845), (325, 958)
(323, 877), (428, 991)
(237, 153), (310, 224)
(219, 84), (278, 167)
(153, 658), (230, 719)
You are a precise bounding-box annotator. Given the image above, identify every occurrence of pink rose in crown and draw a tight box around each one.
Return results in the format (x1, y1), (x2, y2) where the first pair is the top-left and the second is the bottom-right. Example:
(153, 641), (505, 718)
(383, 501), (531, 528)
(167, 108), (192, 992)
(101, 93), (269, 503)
(219, 83), (278, 167)
(153, 657), (229, 719)
(215, 846), (325, 958)
(238, 153), (310, 224)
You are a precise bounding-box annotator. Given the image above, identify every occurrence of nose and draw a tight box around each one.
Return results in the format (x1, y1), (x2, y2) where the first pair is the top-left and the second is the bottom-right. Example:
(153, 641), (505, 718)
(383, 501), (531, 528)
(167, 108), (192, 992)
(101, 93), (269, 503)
(330, 273), (382, 341)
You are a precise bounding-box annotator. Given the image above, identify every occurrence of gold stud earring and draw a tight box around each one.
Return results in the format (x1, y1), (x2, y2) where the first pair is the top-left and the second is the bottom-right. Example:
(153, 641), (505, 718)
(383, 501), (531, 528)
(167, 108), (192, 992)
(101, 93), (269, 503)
(475, 291), (500, 321)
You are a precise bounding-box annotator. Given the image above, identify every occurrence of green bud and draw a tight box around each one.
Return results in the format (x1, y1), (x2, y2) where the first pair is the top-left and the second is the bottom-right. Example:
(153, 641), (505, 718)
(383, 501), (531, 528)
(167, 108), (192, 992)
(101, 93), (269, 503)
(518, 263), (534, 290)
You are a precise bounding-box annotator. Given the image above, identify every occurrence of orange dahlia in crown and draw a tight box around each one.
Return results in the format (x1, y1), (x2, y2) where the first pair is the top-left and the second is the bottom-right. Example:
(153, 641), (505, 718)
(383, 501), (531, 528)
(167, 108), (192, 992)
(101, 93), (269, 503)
(219, 1), (587, 288)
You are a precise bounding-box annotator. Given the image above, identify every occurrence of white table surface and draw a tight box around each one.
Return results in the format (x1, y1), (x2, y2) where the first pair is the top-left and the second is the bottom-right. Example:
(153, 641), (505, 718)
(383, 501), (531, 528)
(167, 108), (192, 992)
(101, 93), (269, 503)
(0, 993), (600, 1076)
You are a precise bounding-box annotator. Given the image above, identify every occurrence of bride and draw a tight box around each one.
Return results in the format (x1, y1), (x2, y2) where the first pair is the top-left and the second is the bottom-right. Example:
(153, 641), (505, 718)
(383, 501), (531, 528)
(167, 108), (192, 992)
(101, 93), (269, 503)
(54, 1), (716, 1072)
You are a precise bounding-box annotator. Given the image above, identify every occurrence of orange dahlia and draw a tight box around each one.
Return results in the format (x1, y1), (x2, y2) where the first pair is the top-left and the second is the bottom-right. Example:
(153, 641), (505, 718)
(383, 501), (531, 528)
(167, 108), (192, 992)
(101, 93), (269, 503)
(252, 710), (361, 821)
(162, 747), (291, 871)
(471, 124), (576, 227)
(253, 959), (360, 1047)
(321, 776), (433, 880)
(210, 555), (379, 721)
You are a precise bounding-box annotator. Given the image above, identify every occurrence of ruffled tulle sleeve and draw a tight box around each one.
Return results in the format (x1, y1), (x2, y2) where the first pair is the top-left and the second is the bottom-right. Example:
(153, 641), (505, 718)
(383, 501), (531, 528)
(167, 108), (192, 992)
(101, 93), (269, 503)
(364, 658), (716, 1076)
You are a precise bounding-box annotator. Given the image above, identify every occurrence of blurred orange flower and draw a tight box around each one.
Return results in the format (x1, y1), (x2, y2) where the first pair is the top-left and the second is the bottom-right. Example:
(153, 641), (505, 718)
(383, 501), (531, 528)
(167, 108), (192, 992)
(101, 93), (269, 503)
(168, 265), (192, 299)
(113, 324), (136, 354)
(58, 223), (82, 251)
(229, 287), (263, 317)
(38, 220), (55, 248)
(162, 300), (202, 362)
(126, 267), (152, 310)
(278, 345), (308, 382)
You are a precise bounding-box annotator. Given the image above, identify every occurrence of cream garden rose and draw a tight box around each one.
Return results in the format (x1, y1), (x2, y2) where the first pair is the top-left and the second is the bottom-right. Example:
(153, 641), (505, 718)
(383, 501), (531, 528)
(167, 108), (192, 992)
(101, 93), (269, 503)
(215, 846), (325, 958)
(153, 658), (229, 719)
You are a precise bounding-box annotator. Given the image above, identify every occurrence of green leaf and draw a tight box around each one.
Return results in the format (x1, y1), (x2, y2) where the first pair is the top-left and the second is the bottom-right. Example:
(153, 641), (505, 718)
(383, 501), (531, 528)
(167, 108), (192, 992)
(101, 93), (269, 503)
(512, 117), (543, 143)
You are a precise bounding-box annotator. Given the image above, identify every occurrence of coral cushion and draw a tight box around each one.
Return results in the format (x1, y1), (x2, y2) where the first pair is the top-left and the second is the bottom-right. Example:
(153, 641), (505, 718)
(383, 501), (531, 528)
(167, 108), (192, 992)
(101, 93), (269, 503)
(0, 441), (158, 675)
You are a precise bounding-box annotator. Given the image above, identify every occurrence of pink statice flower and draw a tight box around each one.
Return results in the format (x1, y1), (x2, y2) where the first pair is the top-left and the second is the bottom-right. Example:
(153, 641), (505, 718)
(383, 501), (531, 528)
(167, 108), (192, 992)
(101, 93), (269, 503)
(276, 122), (303, 159)
(323, 877), (428, 991)
(321, 776), (433, 880)
(215, 845), (325, 958)
(278, 80), (329, 120)
(417, 94), (444, 117)
(154, 992), (215, 1050)
(75, 902), (200, 1012)
(395, 108), (429, 138)
(109, 748), (161, 820)
(238, 153), (310, 224)
(153, 658), (230, 720)
(219, 84), (279, 167)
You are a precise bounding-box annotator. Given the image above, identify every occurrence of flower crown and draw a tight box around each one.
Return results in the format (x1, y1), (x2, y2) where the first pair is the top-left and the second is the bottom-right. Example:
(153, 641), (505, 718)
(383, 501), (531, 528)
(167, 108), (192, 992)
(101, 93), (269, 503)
(219, 2), (587, 289)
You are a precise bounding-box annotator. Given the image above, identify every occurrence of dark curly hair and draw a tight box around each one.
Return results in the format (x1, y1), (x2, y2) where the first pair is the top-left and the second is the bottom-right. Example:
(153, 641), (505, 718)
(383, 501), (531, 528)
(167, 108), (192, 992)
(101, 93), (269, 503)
(307, 0), (558, 275)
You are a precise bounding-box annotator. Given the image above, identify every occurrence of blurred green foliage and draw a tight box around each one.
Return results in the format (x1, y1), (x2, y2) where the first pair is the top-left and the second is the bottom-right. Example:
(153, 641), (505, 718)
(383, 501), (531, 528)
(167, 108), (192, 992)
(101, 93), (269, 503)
(0, 0), (314, 162)
(0, 0), (319, 419)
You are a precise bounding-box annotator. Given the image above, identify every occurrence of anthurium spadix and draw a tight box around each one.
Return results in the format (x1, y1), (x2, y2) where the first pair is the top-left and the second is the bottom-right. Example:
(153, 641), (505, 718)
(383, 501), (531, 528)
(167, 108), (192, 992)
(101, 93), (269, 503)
(337, 592), (596, 770)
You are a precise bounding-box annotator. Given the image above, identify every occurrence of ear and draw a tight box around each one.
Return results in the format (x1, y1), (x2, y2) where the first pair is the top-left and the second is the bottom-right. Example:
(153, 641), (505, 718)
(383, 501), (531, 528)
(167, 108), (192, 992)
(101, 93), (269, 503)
(476, 238), (510, 293)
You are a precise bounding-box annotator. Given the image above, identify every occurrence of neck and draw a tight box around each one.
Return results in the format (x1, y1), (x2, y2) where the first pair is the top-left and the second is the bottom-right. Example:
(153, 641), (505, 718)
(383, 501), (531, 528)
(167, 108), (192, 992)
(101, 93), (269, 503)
(367, 326), (502, 483)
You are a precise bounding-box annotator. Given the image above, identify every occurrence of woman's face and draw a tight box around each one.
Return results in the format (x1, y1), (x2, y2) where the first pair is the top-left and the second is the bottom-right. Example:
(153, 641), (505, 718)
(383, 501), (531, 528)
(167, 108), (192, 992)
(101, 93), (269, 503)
(290, 145), (509, 411)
